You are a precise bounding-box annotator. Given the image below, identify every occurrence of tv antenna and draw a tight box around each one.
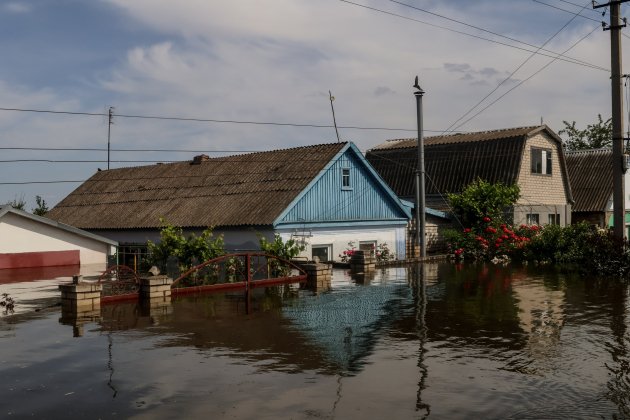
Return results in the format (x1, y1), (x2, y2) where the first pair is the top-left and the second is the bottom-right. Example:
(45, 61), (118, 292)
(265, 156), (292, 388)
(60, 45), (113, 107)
(329, 90), (341, 142)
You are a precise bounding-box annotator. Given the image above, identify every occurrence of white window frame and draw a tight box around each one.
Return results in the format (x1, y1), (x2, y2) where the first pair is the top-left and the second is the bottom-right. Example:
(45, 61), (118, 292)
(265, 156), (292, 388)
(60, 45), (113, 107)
(312, 244), (332, 262)
(341, 167), (352, 190)
(531, 148), (552, 175)
(527, 213), (540, 225)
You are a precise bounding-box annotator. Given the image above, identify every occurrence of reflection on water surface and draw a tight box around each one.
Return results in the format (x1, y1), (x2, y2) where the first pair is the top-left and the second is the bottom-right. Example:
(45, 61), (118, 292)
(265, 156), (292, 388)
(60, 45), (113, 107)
(0, 263), (629, 419)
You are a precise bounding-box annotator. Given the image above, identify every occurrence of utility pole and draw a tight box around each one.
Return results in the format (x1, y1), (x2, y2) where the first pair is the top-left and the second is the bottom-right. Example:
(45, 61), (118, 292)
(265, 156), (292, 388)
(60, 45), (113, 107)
(594, 0), (628, 240)
(107, 106), (114, 170)
(413, 76), (426, 258)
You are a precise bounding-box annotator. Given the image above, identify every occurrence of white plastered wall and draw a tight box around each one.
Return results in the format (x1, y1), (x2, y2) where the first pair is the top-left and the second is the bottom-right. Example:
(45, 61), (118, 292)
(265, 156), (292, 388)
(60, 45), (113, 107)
(0, 213), (113, 265)
(277, 224), (406, 262)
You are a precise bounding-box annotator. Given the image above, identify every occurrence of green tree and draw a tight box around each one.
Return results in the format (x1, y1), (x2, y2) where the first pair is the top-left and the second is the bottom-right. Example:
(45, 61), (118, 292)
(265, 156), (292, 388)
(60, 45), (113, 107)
(147, 219), (225, 272)
(32, 195), (49, 216)
(558, 114), (612, 151)
(258, 233), (305, 276)
(258, 233), (305, 261)
(447, 178), (520, 227)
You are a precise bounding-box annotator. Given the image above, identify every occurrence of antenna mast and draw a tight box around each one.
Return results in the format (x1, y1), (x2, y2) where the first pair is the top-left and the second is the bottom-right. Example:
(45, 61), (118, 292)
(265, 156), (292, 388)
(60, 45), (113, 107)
(107, 106), (114, 170)
(329, 90), (341, 143)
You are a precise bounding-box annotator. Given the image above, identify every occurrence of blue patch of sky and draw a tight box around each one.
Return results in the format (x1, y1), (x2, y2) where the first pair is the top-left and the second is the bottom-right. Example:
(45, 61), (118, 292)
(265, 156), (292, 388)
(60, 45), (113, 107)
(0, 0), (171, 96)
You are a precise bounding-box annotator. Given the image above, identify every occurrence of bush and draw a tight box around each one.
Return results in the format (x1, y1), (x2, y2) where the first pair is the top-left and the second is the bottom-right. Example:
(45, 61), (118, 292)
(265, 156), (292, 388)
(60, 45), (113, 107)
(147, 219), (225, 272)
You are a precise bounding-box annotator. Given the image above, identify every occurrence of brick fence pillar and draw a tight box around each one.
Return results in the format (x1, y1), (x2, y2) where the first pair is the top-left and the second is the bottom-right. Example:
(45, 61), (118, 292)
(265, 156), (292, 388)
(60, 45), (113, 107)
(350, 250), (375, 273)
(300, 262), (332, 292)
(140, 275), (173, 303)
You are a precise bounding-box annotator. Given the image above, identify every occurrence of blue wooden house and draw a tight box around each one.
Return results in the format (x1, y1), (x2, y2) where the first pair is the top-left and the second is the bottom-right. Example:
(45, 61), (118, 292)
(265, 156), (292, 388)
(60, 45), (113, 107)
(47, 142), (411, 262)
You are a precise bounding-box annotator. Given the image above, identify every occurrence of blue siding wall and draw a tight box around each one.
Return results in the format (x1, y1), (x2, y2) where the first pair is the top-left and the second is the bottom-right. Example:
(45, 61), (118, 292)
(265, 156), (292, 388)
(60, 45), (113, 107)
(279, 149), (407, 224)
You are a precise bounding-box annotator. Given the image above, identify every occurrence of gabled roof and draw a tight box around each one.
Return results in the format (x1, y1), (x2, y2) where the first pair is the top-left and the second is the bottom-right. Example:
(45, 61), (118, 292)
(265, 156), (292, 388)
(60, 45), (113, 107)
(47, 143), (353, 230)
(371, 125), (558, 150)
(565, 148), (613, 212)
(366, 125), (573, 203)
(0, 205), (118, 245)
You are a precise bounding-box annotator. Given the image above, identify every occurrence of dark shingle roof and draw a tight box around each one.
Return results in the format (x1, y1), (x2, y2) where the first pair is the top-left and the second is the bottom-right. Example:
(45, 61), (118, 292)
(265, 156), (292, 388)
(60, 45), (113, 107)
(565, 149), (613, 212)
(366, 125), (573, 204)
(372, 126), (545, 150)
(47, 143), (347, 230)
(367, 127), (543, 197)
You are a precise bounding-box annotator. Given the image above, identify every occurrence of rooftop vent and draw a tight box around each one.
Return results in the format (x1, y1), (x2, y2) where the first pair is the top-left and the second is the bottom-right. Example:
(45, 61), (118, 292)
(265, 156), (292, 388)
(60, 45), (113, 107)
(191, 154), (210, 165)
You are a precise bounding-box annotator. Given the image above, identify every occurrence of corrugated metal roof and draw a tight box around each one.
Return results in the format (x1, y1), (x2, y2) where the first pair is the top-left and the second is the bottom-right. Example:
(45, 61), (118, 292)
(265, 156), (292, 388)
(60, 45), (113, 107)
(47, 143), (347, 229)
(565, 149), (613, 212)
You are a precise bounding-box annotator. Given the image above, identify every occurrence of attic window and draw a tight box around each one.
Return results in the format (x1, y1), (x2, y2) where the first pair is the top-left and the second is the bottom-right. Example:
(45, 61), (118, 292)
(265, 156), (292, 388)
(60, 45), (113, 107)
(531, 147), (552, 175)
(341, 168), (351, 190)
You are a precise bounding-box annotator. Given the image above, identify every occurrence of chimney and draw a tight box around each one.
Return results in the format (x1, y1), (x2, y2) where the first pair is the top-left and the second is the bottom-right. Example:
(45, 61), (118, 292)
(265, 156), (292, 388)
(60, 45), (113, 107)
(191, 154), (210, 165)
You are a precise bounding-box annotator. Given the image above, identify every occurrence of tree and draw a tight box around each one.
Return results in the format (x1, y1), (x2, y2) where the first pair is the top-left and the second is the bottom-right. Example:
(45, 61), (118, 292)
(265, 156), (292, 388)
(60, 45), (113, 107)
(558, 114), (612, 151)
(447, 178), (520, 227)
(147, 219), (225, 272)
(33, 195), (49, 216)
(258, 233), (305, 276)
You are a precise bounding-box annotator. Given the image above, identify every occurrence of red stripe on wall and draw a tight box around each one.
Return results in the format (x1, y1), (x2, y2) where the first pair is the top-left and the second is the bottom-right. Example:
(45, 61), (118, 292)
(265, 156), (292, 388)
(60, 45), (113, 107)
(0, 265), (80, 284)
(0, 250), (80, 269)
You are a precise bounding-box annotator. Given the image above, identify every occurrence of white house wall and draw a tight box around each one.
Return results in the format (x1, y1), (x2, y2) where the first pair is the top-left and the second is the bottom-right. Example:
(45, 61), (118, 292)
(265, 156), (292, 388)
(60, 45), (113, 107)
(277, 225), (406, 262)
(0, 213), (113, 265)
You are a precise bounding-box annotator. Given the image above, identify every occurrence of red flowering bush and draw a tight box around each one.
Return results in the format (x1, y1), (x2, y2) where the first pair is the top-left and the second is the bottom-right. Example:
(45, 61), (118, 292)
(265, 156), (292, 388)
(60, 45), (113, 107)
(446, 216), (541, 262)
(339, 241), (357, 263)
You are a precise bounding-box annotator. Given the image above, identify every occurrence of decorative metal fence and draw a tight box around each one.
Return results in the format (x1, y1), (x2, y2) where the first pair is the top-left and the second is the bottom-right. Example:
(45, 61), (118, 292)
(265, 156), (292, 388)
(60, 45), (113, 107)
(98, 265), (140, 301)
(171, 253), (308, 295)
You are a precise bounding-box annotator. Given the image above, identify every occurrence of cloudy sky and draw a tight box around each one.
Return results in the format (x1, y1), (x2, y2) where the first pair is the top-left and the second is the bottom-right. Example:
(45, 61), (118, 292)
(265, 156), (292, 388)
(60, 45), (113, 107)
(0, 0), (627, 209)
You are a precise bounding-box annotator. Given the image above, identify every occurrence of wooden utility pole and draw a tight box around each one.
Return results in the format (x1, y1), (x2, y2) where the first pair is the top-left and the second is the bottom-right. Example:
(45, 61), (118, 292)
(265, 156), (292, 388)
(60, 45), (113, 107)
(594, 0), (628, 240)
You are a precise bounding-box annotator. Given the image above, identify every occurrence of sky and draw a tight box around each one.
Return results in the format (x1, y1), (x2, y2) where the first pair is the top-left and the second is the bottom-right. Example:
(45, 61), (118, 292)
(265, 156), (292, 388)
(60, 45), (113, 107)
(0, 0), (628, 210)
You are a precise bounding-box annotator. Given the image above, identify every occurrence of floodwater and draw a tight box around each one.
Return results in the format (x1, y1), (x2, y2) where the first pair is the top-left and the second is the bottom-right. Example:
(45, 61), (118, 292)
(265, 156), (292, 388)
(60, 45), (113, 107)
(1, 263), (629, 419)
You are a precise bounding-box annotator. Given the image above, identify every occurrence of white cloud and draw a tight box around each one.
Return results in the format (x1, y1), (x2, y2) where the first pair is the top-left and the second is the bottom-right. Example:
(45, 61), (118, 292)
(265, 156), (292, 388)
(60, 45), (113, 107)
(3, 2), (31, 13)
(1, 1), (624, 207)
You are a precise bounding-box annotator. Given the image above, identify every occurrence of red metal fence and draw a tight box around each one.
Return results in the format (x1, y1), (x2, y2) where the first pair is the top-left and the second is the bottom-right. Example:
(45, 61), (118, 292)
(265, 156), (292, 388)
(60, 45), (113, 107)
(171, 253), (308, 296)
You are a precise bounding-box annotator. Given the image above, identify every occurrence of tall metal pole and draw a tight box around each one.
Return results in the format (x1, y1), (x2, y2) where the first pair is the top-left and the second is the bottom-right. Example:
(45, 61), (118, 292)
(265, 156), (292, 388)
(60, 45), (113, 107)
(414, 77), (426, 258)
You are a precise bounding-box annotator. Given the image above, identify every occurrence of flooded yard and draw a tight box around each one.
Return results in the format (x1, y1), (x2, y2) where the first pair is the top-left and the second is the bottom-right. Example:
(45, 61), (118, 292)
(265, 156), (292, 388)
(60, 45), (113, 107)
(1, 263), (629, 419)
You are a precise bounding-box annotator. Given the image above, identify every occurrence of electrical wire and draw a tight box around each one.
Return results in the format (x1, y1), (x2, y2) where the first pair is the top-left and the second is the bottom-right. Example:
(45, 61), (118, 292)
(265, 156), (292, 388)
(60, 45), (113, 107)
(339, 0), (608, 72)
(452, 24), (600, 132)
(0, 106), (423, 133)
(388, 0), (607, 66)
(444, 1), (594, 133)
(532, 0), (630, 39)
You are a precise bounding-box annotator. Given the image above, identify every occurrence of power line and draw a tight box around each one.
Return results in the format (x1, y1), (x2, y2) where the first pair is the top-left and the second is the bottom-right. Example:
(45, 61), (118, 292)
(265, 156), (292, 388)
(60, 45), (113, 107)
(388, 0), (606, 67)
(339, 0), (608, 72)
(445, 1), (595, 133)
(532, 0), (630, 38)
(0, 106), (421, 132)
(452, 25), (600, 131)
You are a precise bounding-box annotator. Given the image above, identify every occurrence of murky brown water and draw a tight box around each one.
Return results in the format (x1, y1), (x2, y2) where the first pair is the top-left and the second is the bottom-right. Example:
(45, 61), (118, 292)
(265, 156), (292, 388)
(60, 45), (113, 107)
(0, 263), (629, 419)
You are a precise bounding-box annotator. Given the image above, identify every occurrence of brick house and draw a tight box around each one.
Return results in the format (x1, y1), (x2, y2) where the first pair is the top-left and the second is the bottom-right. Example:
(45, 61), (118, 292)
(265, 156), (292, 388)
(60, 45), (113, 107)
(365, 126), (574, 246)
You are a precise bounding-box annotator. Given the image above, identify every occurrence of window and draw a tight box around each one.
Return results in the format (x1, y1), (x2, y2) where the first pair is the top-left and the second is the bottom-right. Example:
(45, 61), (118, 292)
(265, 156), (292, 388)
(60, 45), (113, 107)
(526, 213), (539, 225)
(341, 168), (351, 189)
(312, 245), (331, 262)
(548, 213), (560, 225)
(359, 241), (376, 256)
(531, 148), (552, 175)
